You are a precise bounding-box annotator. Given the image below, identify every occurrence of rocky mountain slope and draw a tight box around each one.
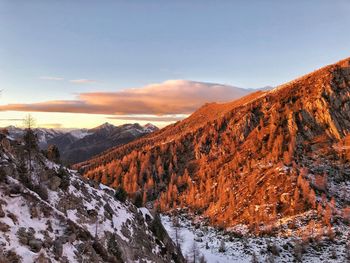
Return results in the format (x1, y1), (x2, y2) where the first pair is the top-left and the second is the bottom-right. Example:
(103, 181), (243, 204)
(6, 123), (158, 165)
(0, 132), (183, 262)
(77, 57), (350, 239)
(58, 123), (158, 164)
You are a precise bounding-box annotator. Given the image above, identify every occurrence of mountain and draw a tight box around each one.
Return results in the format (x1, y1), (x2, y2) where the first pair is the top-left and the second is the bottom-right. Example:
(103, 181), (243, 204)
(5, 126), (65, 149)
(55, 123), (158, 164)
(0, 132), (183, 262)
(5, 123), (158, 165)
(76, 57), (350, 239)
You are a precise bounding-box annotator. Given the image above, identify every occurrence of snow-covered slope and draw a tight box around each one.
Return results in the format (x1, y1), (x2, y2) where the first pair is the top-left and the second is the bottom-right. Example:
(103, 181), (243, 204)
(0, 134), (183, 263)
(162, 213), (350, 263)
(5, 126), (65, 149)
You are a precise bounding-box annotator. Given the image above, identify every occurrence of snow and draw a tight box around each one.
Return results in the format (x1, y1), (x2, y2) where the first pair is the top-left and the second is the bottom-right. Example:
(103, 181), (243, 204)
(161, 214), (350, 263)
(99, 183), (115, 193)
(67, 209), (79, 222)
(0, 135), (178, 263)
(68, 129), (91, 139)
(139, 207), (153, 219)
(0, 191), (62, 263)
(62, 243), (78, 262)
(161, 215), (251, 263)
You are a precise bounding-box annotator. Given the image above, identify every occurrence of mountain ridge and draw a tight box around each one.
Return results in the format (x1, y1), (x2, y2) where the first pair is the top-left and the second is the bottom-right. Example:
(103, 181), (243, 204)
(4, 122), (159, 164)
(76, 57), (350, 235)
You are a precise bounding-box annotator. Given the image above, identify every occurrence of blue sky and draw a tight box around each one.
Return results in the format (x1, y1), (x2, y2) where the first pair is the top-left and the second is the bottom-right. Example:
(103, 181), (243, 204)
(0, 0), (350, 128)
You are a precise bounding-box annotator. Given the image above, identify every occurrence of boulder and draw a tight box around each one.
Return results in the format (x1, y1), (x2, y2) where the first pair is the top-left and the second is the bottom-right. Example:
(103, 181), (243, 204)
(28, 238), (43, 253)
(0, 204), (5, 217)
(17, 227), (30, 245)
(49, 176), (61, 191)
(53, 239), (63, 258)
(0, 222), (10, 232)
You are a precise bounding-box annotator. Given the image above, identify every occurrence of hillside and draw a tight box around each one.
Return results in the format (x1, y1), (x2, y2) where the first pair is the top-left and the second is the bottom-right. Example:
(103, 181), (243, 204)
(77, 58), (350, 237)
(0, 132), (183, 262)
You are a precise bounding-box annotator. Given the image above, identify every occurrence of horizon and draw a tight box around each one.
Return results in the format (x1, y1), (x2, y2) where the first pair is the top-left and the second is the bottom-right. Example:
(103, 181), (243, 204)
(1, 119), (159, 130)
(1, 1), (350, 128)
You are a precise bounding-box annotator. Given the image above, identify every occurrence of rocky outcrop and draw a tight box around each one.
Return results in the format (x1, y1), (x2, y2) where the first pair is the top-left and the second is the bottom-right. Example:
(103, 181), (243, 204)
(0, 135), (183, 262)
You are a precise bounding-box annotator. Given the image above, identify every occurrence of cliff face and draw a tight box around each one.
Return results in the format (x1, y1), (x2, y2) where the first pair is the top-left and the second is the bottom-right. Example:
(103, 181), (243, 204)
(0, 134), (183, 263)
(77, 58), (350, 231)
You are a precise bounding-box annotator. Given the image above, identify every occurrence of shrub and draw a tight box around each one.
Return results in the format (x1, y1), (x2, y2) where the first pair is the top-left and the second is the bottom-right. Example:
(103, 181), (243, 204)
(33, 184), (48, 201)
(0, 250), (22, 263)
(57, 168), (70, 191)
(293, 241), (304, 262)
(107, 234), (122, 260)
(0, 168), (7, 183)
(267, 242), (280, 256)
(46, 145), (60, 163)
(150, 213), (167, 242)
(133, 192), (143, 208)
(218, 239), (226, 253)
(114, 186), (127, 202)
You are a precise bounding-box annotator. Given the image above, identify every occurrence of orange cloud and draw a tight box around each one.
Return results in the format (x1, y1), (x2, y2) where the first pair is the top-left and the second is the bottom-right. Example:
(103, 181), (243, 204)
(107, 115), (186, 122)
(0, 80), (251, 115)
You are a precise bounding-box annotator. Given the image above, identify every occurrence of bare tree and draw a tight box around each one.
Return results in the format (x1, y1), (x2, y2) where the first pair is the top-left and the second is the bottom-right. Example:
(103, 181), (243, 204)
(188, 239), (200, 263)
(251, 252), (258, 263)
(23, 114), (37, 171)
(23, 114), (36, 130)
(198, 254), (207, 263)
(218, 239), (226, 253)
(172, 214), (183, 250)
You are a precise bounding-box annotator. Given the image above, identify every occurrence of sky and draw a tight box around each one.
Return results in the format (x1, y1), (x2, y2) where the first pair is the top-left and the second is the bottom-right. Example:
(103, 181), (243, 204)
(0, 0), (350, 128)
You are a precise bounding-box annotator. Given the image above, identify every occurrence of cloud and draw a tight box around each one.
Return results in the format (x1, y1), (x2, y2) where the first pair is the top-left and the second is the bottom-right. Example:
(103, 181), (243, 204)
(0, 118), (23, 121)
(39, 76), (64, 81)
(40, 123), (63, 129)
(0, 80), (251, 116)
(70, 79), (97, 84)
(107, 115), (186, 122)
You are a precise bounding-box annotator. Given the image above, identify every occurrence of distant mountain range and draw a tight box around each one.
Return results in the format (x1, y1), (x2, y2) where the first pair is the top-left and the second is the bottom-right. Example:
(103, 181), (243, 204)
(5, 122), (158, 164)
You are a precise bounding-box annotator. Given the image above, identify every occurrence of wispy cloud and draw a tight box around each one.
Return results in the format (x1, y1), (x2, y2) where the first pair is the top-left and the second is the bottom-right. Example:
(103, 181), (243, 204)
(39, 76), (64, 81)
(107, 115), (186, 122)
(40, 123), (63, 129)
(70, 79), (97, 84)
(0, 80), (251, 116)
(0, 118), (23, 121)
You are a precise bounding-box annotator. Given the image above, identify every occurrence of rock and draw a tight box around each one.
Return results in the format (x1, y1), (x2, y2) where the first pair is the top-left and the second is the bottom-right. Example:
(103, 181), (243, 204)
(87, 209), (98, 218)
(53, 239), (63, 258)
(28, 238), (43, 252)
(0, 222), (10, 232)
(49, 176), (61, 191)
(197, 231), (204, 237)
(103, 203), (114, 216)
(1, 138), (12, 152)
(17, 227), (28, 245)
(2, 165), (13, 177)
(68, 233), (76, 243)
(121, 225), (131, 239)
(35, 252), (52, 263)
(0, 205), (5, 217)
(30, 206), (39, 218)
